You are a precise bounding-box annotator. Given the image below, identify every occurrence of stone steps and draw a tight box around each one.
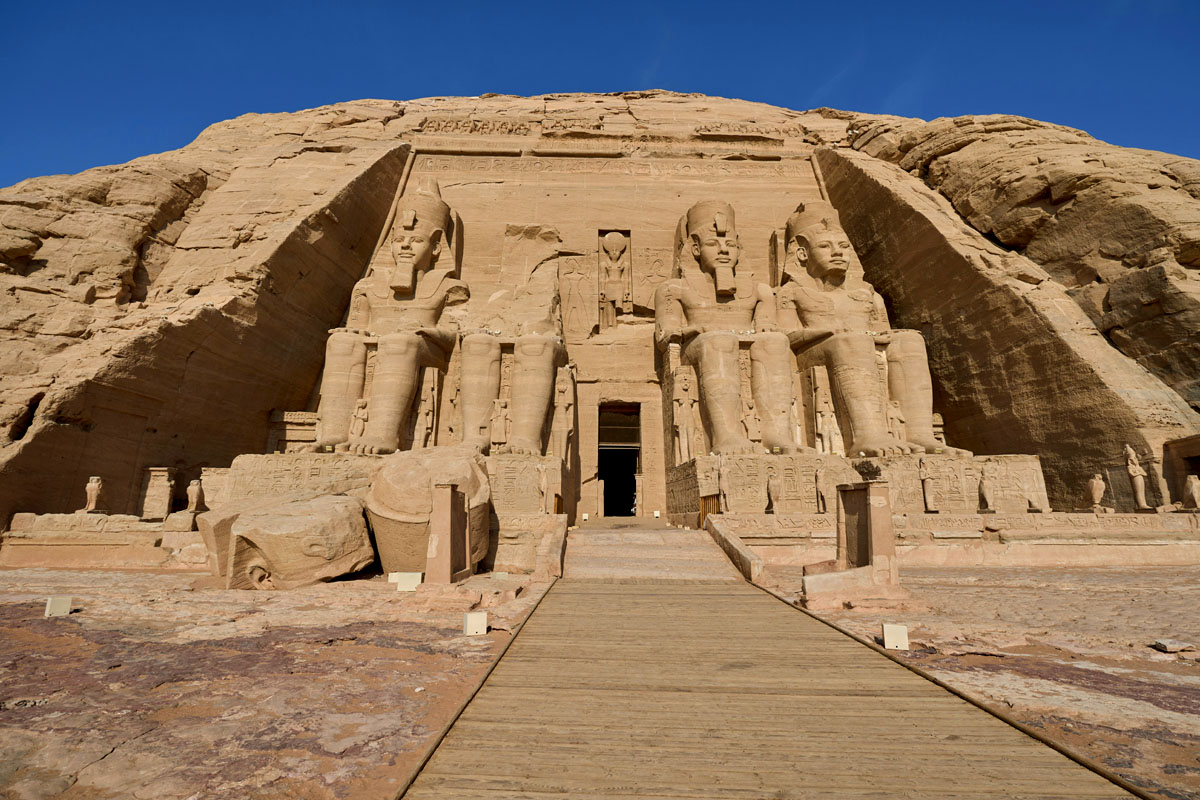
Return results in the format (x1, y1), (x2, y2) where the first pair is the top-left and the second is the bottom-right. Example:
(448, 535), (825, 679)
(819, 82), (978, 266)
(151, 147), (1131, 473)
(561, 526), (744, 583)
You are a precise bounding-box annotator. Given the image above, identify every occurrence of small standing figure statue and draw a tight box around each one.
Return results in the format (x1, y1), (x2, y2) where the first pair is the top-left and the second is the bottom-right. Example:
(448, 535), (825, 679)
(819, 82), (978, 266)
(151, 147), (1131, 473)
(1184, 475), (1200, 510)
(1124, 444), (1151, 510)
(919, 458), (938, 514)
(674, 373), (697, 463)
(490, 399), (511, 453)
(718, 469), (732, 513)
(815, 467), (828, 514)
(977, 463), (995, 513)
(742, 397), (762, 444)
(186, 479), (204, 513)
(598, 231), (630, 331)
(765, 466), (782, 514)
(79, 476), (104, 514)
(347, 399), (369, 443)
(1087, 473), (1106, 510)
(886, 400), (907, 442)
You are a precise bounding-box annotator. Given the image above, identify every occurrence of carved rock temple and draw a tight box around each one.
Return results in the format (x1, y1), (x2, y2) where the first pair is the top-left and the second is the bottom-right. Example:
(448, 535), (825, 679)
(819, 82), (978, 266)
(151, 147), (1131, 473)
(3, 92), (1200, 589)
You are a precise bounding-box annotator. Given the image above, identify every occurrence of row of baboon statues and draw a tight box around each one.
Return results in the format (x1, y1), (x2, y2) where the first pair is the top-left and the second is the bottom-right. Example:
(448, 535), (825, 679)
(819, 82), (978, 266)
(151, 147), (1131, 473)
(308, 179), (969, 460)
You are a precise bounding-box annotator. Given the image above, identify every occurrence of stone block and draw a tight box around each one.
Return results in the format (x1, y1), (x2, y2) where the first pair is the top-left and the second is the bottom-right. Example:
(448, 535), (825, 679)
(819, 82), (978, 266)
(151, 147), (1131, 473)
(390, 572), (423, 592)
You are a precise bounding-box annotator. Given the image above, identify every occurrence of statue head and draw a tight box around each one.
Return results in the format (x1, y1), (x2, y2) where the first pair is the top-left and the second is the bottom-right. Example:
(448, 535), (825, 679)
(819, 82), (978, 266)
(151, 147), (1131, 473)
(685, 200), (740, 296)
(601, 231), (627, 262)
(390, 178), (453, 294)
(786, 201), (855, 285)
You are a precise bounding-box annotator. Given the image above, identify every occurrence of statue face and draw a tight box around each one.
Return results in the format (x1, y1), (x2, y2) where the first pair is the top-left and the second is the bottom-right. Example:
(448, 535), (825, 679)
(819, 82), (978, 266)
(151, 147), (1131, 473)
(390, 222), (443, 293)
(692, 231), (740, 275)
(798, 229), (853, 282)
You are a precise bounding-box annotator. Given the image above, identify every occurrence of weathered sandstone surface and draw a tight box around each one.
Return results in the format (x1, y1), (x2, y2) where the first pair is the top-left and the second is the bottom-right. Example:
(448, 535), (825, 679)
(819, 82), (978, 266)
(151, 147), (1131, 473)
(1, 92), (1198, 521)
(849, 114), (1200, 409)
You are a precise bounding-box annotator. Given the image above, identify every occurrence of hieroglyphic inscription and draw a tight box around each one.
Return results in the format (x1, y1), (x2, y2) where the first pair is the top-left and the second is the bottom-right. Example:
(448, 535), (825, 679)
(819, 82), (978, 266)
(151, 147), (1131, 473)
(486, 455), (547, 513)
(542, 117), (604, 131)
(415, 155), (815, 178)
(667, 459), (701, 515)
(225, 454), (378, 502)
(716, 454), (858, 514)
(867, 455), (1049, 514)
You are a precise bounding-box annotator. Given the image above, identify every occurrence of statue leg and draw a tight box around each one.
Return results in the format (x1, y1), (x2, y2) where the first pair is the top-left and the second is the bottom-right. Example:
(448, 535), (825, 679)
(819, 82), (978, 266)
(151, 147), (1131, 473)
(356, 333), (435, 455)
(887, 331), (970, 456)
(313, 332), (367, 449)
(460, 333), (501, 453)
(816, 333), (914, 457)
(509, 334), (566, 455)
(750, 331), (803, 454)
(684, 332), (758, 455)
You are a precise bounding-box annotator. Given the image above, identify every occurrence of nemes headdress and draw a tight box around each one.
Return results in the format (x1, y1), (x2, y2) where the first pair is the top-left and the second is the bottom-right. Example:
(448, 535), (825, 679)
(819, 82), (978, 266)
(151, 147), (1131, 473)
(785, 200), (843, 244)
(396, 177), (453, 240)
(685, 200), (736, 240)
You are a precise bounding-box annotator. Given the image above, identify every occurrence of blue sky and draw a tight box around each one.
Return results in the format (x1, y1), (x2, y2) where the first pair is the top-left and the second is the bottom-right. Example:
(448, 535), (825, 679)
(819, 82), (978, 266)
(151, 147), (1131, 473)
(2, 0), (1197, 188)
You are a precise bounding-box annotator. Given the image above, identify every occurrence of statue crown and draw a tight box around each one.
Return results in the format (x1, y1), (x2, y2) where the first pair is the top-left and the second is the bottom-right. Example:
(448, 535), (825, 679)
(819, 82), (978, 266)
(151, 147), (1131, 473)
(397, 177), (453, 237)
(786, 200), (843, 244)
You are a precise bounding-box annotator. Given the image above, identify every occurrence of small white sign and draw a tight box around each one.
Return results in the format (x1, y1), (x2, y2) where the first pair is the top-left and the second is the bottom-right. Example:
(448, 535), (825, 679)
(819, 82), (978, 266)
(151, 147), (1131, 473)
(882, 623), (909, 650)
(44, 597), (72, 618)
(390, 572), (423, 592)
(464, 611), (488, 636)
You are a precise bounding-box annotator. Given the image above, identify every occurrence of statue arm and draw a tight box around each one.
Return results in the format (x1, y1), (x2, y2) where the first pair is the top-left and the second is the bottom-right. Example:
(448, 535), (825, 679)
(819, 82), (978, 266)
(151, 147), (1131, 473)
(753, 283), (780, 332)
(778, 285), (834, 351)
(870, 291), (891, 332)
(654, 281), (685, 350)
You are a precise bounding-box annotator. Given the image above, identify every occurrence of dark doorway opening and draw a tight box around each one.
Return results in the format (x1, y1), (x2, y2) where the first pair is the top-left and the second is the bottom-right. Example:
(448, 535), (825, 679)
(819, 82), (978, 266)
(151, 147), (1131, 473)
(598, 403), (640, 517)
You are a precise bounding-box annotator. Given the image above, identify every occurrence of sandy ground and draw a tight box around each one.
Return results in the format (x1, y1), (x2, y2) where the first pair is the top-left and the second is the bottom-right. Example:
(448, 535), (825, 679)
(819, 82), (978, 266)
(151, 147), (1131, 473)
(0, 568), (550, 800)
(4, 565), (1199, 800)
(813, 567), (1200, 800)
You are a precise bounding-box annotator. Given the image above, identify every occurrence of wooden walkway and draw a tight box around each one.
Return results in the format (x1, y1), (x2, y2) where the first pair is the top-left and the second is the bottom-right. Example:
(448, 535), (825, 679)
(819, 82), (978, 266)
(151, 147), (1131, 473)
(404, 579), (1132, 799)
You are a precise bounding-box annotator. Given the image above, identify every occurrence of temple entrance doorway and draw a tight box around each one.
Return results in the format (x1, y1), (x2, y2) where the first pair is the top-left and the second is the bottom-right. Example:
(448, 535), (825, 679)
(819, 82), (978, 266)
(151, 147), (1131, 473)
(598, 404), (640, 517)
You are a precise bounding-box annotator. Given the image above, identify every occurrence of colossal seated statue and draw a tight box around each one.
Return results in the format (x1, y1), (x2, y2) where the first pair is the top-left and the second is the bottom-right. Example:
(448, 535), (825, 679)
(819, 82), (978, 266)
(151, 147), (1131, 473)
(654, 201), (797, 455)
(777, 201), (969, 457)
(311, 179), (468, 454)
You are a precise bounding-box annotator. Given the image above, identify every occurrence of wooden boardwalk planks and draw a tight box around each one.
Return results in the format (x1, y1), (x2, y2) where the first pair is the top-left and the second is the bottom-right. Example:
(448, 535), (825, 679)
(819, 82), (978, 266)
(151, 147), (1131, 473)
(404, 581), (1133, 799)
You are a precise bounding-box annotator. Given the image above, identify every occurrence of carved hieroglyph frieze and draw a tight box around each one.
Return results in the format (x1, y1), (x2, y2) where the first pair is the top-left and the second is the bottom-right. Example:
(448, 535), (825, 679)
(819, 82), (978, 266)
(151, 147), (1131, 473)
(224, 454), (380, 503)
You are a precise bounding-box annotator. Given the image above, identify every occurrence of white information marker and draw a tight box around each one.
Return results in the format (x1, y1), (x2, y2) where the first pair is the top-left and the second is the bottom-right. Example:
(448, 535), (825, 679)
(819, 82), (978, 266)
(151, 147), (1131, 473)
(653, 510), (661, 518)
(464, 611), (488, 636)
(44, 597), (72, 618)
(882, 623), (910, 650)
(390, 572), (423, 592)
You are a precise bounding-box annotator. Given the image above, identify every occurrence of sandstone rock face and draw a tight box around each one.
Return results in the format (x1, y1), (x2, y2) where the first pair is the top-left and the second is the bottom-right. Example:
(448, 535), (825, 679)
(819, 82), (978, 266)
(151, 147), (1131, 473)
(0, 92), (1197, 520)
(848, 114), (1200, 409)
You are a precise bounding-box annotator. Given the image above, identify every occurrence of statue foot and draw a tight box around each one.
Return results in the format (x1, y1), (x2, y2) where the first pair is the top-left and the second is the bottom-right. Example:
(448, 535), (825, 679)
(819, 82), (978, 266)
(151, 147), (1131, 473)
(848, 435), (919, 457)
(348, 438), (397, 455)
(712, 436), (763, 455)
(908, 438), (972, 457)
(507, 438), (543, 456)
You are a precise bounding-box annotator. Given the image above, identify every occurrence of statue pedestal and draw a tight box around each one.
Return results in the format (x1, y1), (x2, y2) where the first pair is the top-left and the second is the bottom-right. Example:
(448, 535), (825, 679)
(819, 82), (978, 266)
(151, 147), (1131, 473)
(485, 453), (568, 574)
(855, 453), (1049, 515)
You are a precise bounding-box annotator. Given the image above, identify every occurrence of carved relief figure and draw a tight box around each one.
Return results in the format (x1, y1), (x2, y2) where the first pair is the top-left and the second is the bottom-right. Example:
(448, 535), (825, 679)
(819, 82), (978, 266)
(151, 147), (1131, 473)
(765, 466), (782, 513)
(598, 231), (631, 331)
(560, 258), (592, 337)
(674, 373), (697, 463)
(886, 400), (907, 442)
(311, 179), (467, 454)
(777, 201), (970, 458)
(418, 379), (436, 448)
(815, 466), (828, 514)
(654, 201), (798, 454)
(79, 476), (104, 514)
(1124, 444), (1151, 510)
(977, 463), (995, 512)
